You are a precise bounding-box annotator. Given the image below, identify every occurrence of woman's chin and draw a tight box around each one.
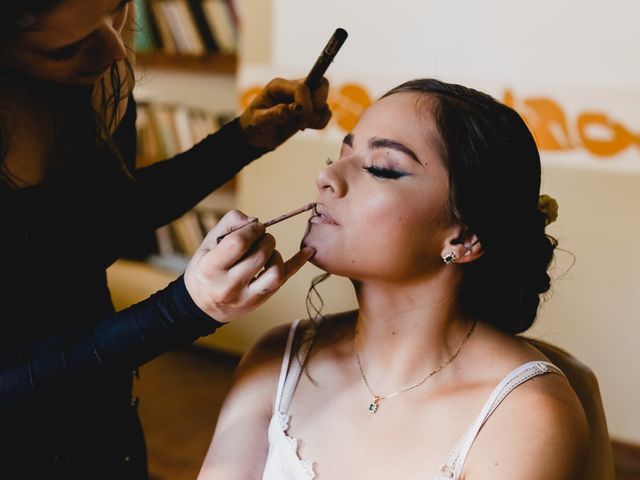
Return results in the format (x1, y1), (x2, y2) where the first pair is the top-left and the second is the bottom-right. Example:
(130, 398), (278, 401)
(300, 231), (314, 251)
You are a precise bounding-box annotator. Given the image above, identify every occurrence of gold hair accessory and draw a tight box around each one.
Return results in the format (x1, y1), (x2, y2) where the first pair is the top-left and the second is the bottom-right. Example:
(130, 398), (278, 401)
(355, 319), (477, 414)
(538, 194), (558, 226)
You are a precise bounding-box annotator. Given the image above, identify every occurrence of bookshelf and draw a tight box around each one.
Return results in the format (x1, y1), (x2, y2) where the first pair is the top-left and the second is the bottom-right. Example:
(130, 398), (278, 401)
(134, 100), (237, 271)
(121, 0), (241, 272)
(109, 0), (247, 357)
(136, 0), (239, 57)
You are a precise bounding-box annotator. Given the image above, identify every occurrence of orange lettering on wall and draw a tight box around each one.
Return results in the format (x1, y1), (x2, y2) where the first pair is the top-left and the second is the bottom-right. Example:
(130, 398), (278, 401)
(328, 84), (372, 132)
(576, 113), (635, 157)
(240, 83), (638, 159)
(503, 90), (573, 151)
(239, 86), (263, 110)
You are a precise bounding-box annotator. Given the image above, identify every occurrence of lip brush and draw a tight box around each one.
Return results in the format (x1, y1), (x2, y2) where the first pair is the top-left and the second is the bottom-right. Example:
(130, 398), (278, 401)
(216, 203), (316, 244)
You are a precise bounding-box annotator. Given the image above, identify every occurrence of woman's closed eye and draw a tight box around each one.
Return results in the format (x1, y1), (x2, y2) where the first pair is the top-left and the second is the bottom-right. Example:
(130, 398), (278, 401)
(46, 43), (83, 62)
(364, 165), (407, 179)
(43, 0), (132, 62)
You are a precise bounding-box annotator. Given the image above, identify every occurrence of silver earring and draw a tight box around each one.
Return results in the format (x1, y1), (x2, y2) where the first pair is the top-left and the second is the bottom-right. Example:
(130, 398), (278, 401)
(442, 252), (457, 264)
(464, 239), (480, 255)
(325, 158), (334, 165)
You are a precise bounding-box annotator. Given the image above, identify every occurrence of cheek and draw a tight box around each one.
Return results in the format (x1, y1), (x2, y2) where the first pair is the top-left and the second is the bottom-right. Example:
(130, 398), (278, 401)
(358, 191), (430, 245)
(353, 191), (449, 270)
(11, 53), (83, 84)
(303, 187), (449, 278)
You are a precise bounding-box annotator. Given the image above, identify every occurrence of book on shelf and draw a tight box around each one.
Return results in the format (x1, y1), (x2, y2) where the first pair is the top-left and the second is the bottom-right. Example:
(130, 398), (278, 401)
(140, 0), (239, 56)
(172, 210), (205, 256)
(134, 0), (159, 52)
(187, 0), (220, 52)
(155, 224), (175, 256)
(147, 1), (177, 53)
(135, 101), (237, 265)
(201, 0), (237, 54)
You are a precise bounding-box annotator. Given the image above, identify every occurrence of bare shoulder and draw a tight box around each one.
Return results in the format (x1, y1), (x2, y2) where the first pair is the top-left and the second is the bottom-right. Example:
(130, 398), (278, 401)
(232, 322), (297, 394)
(206, 322), (297, 445)
(464, 364), (589, 479)
(198, 323), (299, 479)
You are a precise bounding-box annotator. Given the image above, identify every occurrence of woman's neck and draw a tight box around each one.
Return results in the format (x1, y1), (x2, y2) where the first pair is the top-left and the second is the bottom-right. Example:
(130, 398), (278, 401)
(352, 271), (474, 393)
(1, 84), (58, 188)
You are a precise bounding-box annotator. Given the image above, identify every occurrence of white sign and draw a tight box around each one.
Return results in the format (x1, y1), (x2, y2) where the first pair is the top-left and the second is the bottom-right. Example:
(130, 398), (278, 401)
(241, 0), (640, 173)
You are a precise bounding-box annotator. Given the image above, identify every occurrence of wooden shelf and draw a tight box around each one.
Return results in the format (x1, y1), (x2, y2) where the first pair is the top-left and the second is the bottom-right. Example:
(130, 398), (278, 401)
(136, 51), (237, 74)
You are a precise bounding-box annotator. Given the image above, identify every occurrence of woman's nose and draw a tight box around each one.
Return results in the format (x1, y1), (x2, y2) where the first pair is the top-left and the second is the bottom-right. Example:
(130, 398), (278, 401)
(315, 162), (347, 197)
(91, 22), (127, 64)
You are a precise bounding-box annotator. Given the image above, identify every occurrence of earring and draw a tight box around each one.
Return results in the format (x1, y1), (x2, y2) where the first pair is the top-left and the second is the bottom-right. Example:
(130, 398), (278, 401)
(325, 158), (334, 165)
(464, 239), (480, 255)
(442, 252), (457, 264)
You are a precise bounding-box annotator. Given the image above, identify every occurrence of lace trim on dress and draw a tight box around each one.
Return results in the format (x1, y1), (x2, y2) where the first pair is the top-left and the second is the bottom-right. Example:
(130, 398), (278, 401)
(276, 412), (316, 479)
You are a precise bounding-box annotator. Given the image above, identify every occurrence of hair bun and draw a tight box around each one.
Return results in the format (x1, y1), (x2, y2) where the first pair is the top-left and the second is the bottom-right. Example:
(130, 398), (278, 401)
(538, 194), (558, 226)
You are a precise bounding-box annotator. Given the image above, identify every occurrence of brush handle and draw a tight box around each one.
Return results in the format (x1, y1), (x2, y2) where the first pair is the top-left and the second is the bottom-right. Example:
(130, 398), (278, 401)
(216, 203), (316, 244)
(304, 28), (348, 89)
(263, 203), (316, 227)
(216, 218), (259, 244)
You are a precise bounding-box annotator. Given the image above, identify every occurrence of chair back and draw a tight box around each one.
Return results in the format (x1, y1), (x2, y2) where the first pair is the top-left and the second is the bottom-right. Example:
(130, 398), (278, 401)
(525, 337), (615, 480)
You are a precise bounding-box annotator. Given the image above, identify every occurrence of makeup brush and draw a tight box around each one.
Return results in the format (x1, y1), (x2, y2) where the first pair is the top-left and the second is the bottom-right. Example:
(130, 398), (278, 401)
(216, 203), (316, 244)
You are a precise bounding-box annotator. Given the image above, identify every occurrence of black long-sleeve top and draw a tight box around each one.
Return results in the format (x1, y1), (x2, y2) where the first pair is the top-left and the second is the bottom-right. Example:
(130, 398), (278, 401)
(0, 96), (267, 478)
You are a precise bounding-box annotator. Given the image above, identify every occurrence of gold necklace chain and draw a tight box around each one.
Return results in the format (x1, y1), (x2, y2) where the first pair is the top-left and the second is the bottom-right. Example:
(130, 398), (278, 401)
(355, 319), (477, 414)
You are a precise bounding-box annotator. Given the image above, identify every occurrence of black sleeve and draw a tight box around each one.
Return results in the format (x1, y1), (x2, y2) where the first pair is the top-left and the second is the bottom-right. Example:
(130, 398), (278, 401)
(119, 96), (270, 230)
(0, 275), (222, 410)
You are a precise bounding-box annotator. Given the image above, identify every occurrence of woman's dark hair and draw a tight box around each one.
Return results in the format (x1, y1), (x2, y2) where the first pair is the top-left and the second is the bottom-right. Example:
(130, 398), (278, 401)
(381, 79), (557, 334)
(0, 1), (135, 190)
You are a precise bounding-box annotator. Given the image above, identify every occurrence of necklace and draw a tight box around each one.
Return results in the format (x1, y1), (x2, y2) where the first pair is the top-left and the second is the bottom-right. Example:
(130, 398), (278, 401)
(355, 319), (477, 414)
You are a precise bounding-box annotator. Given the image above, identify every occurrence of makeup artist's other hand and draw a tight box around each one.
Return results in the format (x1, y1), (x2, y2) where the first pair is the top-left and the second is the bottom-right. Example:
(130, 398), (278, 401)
(240, 77), (332, 150)
(184, 209), (315, 323)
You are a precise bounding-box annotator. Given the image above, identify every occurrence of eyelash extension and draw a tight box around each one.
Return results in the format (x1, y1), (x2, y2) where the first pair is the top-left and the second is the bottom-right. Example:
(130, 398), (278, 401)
(364, 165), (407, 179)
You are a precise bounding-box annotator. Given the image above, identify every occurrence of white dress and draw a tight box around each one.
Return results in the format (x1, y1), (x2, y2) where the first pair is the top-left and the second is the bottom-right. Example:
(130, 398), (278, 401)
(260, 319), (565, 480)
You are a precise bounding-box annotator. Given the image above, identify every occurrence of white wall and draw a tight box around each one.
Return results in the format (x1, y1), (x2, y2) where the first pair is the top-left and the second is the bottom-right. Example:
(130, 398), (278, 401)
(204, 0), (640, 443)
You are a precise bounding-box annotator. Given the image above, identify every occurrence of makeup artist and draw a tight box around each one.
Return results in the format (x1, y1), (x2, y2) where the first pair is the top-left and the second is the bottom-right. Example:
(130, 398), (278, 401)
(0, 1), (330, 478)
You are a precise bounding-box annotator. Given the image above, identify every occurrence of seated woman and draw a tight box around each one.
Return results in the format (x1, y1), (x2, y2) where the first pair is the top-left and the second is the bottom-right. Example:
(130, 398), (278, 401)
(197, 79), (589, 480)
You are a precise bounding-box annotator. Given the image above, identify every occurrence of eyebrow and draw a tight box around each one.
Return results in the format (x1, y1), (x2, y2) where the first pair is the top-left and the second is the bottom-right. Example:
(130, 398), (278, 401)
(342, 133), (422, 164)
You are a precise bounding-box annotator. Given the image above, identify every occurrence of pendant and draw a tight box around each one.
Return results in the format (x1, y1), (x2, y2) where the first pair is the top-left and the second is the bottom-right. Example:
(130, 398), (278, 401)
(368, 396), (380, 414)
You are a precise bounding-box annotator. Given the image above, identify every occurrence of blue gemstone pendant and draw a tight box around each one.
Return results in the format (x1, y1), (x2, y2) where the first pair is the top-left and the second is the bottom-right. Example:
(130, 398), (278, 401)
(368, 396), (380, 414)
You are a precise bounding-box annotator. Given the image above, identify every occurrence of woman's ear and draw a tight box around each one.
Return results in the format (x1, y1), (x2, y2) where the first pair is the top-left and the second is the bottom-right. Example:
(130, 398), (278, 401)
(440, 227), (484, 265)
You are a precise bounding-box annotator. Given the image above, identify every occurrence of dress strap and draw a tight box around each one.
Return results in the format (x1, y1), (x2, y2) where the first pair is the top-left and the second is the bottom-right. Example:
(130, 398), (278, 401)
(273, 319), (301, 413)
(436, 360), (565, 480)
(273, 319), (318, 415)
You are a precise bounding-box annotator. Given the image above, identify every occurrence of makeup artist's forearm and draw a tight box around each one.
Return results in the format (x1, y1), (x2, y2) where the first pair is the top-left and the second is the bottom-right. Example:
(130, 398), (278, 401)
(0, 276), (221, 411)
(133, 118), (269, 229)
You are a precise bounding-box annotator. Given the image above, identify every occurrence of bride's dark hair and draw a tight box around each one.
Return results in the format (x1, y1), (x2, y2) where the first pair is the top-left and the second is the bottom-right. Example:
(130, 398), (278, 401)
(381, 79), (557, 334)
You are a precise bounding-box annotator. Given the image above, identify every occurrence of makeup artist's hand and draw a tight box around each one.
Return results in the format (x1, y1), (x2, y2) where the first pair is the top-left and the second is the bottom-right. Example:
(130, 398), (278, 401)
(184, 209), (315, 323)
(240, 77), (332, 150)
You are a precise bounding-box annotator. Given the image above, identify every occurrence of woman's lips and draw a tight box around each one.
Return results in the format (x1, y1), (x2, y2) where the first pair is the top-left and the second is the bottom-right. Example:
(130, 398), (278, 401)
(310, 203), (339, 225)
